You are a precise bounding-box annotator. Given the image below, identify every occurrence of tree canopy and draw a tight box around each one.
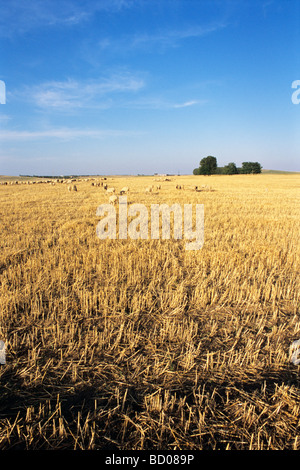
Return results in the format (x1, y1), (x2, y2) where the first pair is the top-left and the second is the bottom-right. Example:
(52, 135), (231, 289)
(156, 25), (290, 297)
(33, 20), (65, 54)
(223, 162), (238, 175)
(241, 162), (262, 174)
(193, 157), (262, 175)
(193, 156), (217, 175)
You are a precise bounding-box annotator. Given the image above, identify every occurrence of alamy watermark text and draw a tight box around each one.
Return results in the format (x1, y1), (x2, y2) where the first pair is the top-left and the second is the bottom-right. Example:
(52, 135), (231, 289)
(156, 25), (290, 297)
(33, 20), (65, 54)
(0, 80), (6, 104)
(96, 196), (204, 251)
(292, 80), (300, 104)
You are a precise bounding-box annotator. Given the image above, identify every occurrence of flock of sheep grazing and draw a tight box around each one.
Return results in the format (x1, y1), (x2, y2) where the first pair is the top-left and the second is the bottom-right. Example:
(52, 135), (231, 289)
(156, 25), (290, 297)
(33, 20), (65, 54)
(101, 181), (214, 205)
(0, 177), (98, 186)
(107, 186), (129, 204)
(0, 178), (214, 206)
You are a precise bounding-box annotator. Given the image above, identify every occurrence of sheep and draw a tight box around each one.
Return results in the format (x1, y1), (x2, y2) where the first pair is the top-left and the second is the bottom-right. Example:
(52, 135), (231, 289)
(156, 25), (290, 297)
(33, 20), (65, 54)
(109, 195), (118, 205)
(106, 187), (115, 194)
(103, 184), (108, 190)
(68, 184), (77, 192)
(145, 186), (153, 193)
(120, 186), (129, 195)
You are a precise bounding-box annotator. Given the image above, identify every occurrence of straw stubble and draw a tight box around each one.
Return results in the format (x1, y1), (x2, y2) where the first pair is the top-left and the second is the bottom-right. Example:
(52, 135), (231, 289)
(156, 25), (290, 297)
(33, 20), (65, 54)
(0, 173), (299, 449)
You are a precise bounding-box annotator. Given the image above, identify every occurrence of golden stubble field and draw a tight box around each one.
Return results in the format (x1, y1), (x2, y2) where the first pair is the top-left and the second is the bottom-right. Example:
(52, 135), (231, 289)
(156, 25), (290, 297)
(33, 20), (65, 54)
(0, 173), (299, 450)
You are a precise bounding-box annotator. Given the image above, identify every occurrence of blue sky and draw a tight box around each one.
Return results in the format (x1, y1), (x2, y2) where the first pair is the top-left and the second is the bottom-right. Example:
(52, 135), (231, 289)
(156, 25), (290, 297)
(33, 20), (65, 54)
(0, 0), (299, 175)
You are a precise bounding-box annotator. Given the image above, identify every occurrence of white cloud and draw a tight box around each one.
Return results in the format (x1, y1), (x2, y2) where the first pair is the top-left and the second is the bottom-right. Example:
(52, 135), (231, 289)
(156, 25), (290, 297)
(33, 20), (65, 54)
(0, 114), (11, 123)
(97, 21), (227, 54)
(0, 0), (135, 37)
(123, 97), (207, 110)
(0, 128), (143, 141)
(173, 100), (203, 108)
(136, 23), (226, 47)
(16, 74), (145, 110)
(10, 75), (206, 112)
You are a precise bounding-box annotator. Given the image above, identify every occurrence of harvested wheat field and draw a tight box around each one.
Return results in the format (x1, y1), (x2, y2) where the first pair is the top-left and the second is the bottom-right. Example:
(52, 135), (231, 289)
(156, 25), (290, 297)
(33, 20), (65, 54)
(0, 173), (299, 450)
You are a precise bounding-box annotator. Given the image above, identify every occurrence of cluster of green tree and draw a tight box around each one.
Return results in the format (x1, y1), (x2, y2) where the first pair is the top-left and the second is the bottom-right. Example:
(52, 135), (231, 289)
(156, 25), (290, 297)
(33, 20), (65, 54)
(193, 157), (262, 175)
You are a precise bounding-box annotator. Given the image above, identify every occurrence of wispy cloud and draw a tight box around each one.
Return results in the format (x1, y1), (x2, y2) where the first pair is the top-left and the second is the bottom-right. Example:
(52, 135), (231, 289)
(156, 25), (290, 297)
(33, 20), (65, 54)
(173, 100), (202, 109)
(97, 21), (227, 54)
(0, 114), (11, 123)
(10, 75), (206, 112)
(15, 73), (145, 111)
(123, 97), (207, 110)
(0, 127), (143, 141)
(134, 22), (227, 48)
(0, 0), (134, 37)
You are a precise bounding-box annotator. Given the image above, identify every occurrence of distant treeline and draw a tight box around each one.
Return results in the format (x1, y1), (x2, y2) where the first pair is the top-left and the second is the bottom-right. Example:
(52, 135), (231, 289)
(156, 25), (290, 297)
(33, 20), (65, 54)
(193, 157), (262, 175)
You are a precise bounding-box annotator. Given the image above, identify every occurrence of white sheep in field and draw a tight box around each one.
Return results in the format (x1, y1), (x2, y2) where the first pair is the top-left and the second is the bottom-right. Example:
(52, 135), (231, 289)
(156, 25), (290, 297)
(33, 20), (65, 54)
(106, 187), (115, 194)
(109, 195), (118, 205)
(145, 186), (153, 193)
(120, 186), (129, 195)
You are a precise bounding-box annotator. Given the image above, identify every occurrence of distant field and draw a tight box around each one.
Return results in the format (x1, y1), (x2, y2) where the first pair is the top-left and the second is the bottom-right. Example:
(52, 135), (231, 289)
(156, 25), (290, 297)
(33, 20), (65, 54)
(0, 173), (299, 450)
(262, 169), (300, 175)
